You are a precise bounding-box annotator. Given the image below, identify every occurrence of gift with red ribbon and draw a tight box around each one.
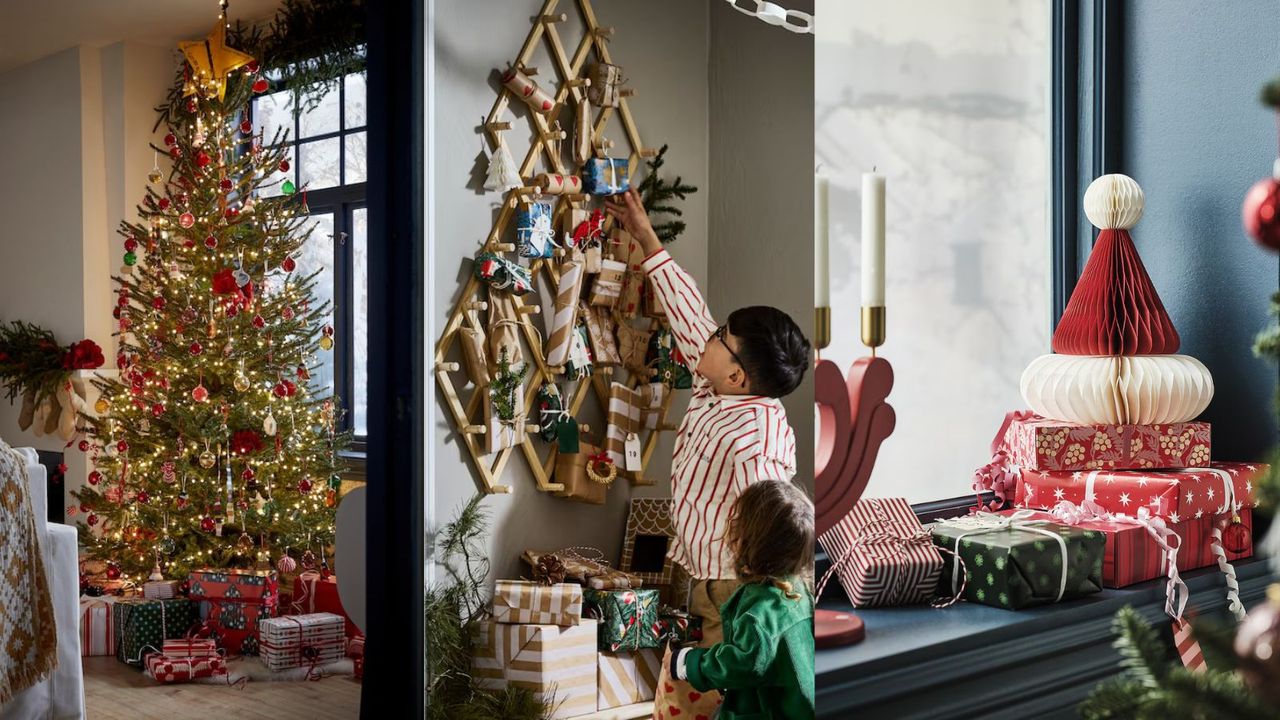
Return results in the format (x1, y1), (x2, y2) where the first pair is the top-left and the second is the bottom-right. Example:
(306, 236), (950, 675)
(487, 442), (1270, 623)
(816, 497), (946, 608)
(79, 595), (117, 657)
(291, 571), (359, 638)
(1014, 462), (1264, 522)
(161, 636), (219, 659)
(187, 569), (279, 655)
(144, 650), (227, 683)
(258, 612), (347, 673)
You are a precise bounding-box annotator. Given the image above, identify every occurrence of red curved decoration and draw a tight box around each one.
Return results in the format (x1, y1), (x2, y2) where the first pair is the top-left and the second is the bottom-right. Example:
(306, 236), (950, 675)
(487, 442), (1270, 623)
(814, 356), (896, 538)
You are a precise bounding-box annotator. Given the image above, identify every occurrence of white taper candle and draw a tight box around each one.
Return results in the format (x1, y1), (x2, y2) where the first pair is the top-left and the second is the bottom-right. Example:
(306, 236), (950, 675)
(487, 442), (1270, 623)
(861, 172), (885, 307)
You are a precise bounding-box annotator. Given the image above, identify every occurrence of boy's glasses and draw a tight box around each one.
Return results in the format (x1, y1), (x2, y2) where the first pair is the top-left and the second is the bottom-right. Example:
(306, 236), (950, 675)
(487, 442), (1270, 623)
(713, 325), (746, 370)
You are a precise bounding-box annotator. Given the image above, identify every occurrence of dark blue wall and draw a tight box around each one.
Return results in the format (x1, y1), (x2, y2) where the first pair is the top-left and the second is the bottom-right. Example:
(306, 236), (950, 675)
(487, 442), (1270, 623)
(1121, 1), (1280, 460)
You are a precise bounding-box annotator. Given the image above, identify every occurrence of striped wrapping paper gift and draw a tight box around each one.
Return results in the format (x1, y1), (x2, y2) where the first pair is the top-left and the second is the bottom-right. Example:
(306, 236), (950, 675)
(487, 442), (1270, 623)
(818, 497), (944, 607)
(79, 595), (116, 657)
(258, 612), (347, 672)
(472, 619), (598, 720)
(597, 648), (661, 710)
(492, 580), (583, 627)
(160, 637), (218, 659)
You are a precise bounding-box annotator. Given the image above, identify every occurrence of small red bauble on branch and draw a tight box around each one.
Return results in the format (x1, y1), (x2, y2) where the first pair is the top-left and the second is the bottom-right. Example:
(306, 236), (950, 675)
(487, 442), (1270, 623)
(1243, 160), (1280, 251)
(231, 429), (263, 455)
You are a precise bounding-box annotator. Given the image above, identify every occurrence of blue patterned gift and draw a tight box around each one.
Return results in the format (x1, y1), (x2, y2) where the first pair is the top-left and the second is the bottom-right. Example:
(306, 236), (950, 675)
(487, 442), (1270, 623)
(582, 158), (630, 196)
(516, 200), (556, 258)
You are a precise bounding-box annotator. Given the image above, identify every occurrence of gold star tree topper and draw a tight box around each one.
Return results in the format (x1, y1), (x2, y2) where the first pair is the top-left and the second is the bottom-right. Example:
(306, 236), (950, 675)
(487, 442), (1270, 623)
(179, 21), (255, 102)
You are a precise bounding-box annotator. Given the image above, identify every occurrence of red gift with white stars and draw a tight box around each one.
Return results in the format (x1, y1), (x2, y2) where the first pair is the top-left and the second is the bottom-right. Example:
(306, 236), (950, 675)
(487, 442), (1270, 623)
(1014, 461), (1265, 523)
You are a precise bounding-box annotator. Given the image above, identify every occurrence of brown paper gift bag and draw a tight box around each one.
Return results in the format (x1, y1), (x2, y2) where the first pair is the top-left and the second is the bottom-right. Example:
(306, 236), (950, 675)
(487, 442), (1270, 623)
(553, 442), (611, 505)
(615, 323), (654, 378)
(590, 259), (626, 307)
(458, 326), (490, 387)
(487, 293), (524, 369)
(581, 302), (621, 366)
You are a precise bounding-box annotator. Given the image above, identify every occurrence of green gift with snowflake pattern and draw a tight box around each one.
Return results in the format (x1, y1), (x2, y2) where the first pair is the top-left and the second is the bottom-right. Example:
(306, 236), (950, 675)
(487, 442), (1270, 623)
(929, 520), (1105, 610)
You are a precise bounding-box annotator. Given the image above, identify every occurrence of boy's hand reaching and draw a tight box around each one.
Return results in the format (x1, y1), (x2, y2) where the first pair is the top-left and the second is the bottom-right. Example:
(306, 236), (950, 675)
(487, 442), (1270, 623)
(604, 188), (662, 256)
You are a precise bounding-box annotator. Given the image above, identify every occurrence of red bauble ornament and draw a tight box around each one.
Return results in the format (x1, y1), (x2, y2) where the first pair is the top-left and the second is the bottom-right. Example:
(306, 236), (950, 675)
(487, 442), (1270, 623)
(179, 212), (195, 228)
(252, 78), (270, 93)
(220, 178), (234, 192)
(189, 341), (203, 356)
(88, 470), (102, 485)
(284, 380), (297, 396)
(169, 146), (182, 159)
(200, 516), (215, 532)
(158, 197), (171, 210)
(279, 160), (291, 172)
(116, 440), (129, 453)
(204, 235), (218, 249)
(192, 384), (209, 402)
(1223, 515), (1252, 554)
(246, 60), (260, 74)
(136, 491), (150, 504)
(282, 306), (295, 320)
(78, 440), (90, 452)
(225, 207), (240, 220)
(298, 478), (313, 494)
(152, 403), (165, 417)
(124, 237), (138, 252)
(240, 119), (253, 135)
(87, 513), (99, 527)
(196, 151), (211, 168)
(184, 238), (196, 249)
(152, 296), (166, 310)
(164, 132), (176, 147)
(112, 307), (121, 320)
(253, 315), (266, 329)
(242, 466), (256, 481)
(273, 382), (288, 398)
(282, 256), (297, 273)
(322, 325), (335, 338)
(1243, 172), (1280, 251)
(186, 99), (197, 113)
(105, 562), (120, 580)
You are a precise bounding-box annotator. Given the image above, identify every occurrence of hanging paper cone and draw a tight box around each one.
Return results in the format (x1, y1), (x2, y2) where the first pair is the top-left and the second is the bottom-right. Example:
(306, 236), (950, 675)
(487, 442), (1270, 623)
(500, 67), (555, 114)
(534, 173), (583, 195)
(459, 326), (490, 387)
(545, 255), (586, 368)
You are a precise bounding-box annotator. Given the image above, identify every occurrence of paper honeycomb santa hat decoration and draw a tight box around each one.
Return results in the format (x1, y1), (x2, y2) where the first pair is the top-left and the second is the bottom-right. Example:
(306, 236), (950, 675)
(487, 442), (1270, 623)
(1021, 174), (1214, 424)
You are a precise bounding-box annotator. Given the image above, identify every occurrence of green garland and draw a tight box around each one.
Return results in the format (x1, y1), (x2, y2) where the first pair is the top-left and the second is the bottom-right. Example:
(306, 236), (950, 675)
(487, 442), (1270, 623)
(639, 144), (699, 244)
(0, 321), (100, 406)
(426, 495), (551, 720)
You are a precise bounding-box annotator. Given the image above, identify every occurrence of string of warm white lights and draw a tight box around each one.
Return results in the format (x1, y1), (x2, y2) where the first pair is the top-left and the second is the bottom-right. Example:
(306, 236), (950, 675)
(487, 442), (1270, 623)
(723, 0), (814, 34)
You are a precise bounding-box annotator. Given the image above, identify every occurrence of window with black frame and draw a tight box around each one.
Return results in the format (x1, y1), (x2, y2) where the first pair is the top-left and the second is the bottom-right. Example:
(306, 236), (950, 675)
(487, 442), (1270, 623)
(253, 67), (368, 448)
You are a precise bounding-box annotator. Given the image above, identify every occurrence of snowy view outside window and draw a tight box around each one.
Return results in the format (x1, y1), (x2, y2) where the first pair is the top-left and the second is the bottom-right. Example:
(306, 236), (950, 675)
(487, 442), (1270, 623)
(817, 0), (1051, 502)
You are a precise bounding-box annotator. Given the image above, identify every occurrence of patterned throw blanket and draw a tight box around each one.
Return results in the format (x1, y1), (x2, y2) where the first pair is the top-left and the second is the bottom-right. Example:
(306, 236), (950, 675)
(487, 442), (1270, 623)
(0, 439), (57, 703)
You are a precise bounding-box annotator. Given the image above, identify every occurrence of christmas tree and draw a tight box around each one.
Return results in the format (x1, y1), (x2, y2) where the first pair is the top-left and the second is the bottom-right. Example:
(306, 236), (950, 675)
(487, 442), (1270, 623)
(72, 18), (347, 583)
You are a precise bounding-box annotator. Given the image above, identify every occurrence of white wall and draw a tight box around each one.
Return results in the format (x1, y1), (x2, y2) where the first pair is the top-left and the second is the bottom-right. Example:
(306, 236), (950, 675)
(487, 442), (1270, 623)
(0, 42), (172, 512)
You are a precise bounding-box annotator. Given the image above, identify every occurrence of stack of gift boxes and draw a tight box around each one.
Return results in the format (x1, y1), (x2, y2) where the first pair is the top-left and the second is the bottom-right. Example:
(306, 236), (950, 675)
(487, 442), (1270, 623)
(473, 559), (698, 717)
(820, 175), (1263, 619)
(79, 565), (365, 684)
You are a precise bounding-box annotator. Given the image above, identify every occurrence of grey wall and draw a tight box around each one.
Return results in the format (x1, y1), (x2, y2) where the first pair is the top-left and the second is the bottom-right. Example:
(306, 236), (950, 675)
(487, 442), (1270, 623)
(1120, 1), (1280, 460)
(708, 0), (815, 489)
(431, 0), (711, 581)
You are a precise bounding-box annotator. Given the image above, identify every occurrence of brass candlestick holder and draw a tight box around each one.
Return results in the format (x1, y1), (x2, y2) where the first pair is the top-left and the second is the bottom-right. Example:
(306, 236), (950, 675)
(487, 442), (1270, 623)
(815, 306), (831, 353)
(861, 305), (885, 356)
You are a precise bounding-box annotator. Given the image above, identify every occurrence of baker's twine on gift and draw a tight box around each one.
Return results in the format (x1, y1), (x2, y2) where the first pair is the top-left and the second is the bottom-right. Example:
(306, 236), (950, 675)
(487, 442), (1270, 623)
(815, 517), (967, 609)
(971, 410), (1037, 512)
(1050, 499), (1190, 623)
(935, 510), (1070, 603)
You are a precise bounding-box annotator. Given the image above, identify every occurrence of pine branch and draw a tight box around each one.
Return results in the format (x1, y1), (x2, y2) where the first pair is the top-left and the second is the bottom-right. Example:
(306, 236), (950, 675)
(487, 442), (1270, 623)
(1080, 677), (1150, 720)
(1113, 605), (1171, 688)
(639, 144), (698, 245)
(1263, 77), (1280, 108)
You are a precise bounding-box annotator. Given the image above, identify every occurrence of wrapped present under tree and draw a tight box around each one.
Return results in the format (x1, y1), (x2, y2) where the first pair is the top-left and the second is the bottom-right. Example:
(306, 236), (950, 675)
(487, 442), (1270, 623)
(585, 587), (661, 652)
(187, 569), (279, 655)
(113, 597), (200, 665)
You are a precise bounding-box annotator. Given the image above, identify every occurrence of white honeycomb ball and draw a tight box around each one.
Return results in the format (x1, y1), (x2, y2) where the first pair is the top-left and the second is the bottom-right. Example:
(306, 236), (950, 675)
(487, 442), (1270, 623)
(1083, 173), (1145, 230)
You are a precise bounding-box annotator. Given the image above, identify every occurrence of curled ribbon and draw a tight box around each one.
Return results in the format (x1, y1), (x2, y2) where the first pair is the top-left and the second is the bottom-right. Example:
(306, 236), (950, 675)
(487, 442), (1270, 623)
(935, 509), (1070, 602)
(971, 411), (1037, 512)
(1050, 500), (1189, 623)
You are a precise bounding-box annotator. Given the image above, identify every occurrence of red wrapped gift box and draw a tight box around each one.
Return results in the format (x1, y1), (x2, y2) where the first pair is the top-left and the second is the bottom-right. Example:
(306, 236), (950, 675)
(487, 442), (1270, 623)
(187, 569), (279, 655)
(1015, 462), (1264, 522)
(998, 508), (1252, 588)
(292, 572), (359, 638)
(161, 637), (219, 659)
(1006, 415), (1211, 472)
(144, 651), (227, 683)
(817, 497), (943, 607)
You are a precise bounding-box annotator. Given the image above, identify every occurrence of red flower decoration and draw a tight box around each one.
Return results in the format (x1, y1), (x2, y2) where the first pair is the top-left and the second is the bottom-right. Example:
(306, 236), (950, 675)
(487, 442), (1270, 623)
(230, 429), (264, 456)
(62, 339), (105, 370)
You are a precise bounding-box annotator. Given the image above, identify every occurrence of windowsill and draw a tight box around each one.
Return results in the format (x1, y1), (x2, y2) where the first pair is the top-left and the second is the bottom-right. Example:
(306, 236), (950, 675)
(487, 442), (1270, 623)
(339, 448), (367, 480)
(815, 556), (1276, 719)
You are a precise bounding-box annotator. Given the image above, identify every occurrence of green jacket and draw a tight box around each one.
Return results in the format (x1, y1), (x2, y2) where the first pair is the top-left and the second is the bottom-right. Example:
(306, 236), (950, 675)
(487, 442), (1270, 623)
(684, 581), (815, 720)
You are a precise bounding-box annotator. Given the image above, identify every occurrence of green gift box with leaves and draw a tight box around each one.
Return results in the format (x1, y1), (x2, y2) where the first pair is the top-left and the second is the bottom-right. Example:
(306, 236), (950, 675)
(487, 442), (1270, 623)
(929, 510), (1105, 610)
(584, 587), (662, 651)
(113, 597), (200, 666)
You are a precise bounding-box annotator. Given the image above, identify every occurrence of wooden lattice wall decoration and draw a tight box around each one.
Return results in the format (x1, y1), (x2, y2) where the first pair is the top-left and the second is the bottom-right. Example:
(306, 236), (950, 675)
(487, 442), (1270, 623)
(434, 0), (683, 495)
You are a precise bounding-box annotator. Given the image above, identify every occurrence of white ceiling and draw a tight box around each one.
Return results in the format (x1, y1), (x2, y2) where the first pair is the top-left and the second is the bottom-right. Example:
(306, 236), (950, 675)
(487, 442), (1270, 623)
(0, 0), (282, 74)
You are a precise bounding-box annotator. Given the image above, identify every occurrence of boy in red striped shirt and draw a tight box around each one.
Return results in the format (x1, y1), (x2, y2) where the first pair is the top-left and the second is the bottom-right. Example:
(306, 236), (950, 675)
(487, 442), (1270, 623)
(606, 189), (811, 711)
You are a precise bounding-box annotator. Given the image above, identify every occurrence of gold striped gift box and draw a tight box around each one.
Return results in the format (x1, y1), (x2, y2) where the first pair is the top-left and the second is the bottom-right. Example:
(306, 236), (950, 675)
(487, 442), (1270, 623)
(597, 648), (661, 710)
(472, 619), (599, 719)
(492, 580), (583, 627)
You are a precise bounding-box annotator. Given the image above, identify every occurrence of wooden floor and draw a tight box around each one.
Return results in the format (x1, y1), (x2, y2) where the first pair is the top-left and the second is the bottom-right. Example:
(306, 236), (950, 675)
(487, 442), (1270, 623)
(83, 657), (362, 719)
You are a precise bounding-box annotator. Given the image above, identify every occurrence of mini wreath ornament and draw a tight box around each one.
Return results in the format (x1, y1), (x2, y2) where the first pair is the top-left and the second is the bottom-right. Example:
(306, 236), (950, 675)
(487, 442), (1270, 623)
(585, 451), (617, 486)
